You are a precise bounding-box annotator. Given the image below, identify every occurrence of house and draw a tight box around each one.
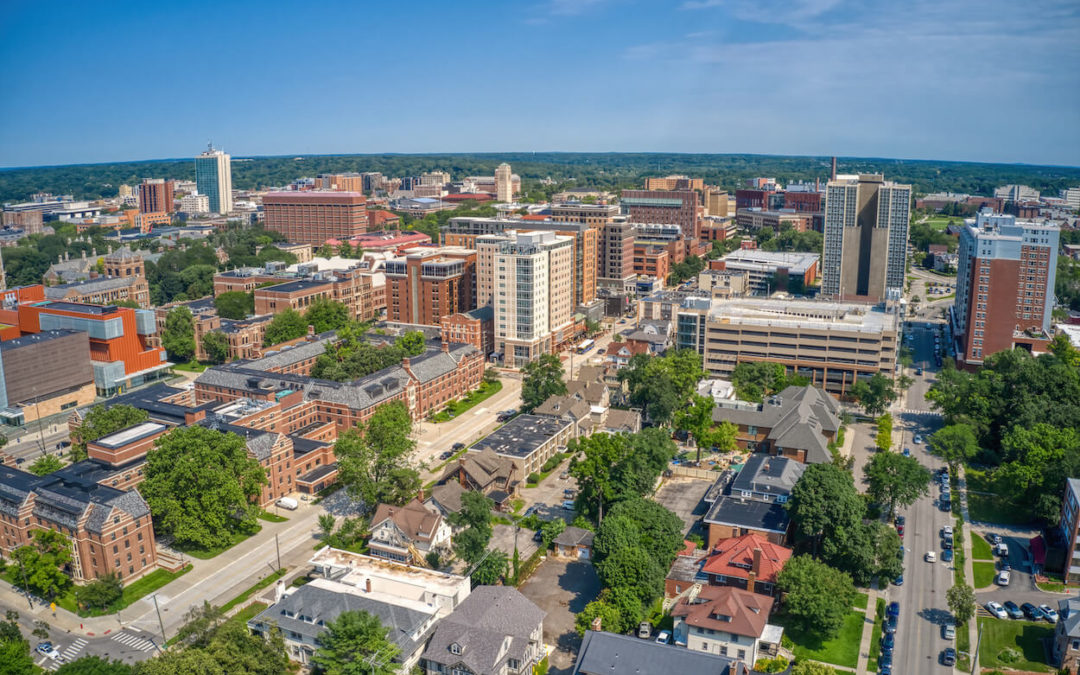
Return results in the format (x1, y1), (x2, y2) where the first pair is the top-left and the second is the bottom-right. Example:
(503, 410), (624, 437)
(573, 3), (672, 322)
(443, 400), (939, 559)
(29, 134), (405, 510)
(368, 499), (452, 565)
(426, 481), (467, 518)
(533, 395), (592, 437)
(701, 533), (792, 597)
(248, 577), (439, 670)
(439, 449), (520, 505)
(711, 385), (841, 464)
(604, 340), (648, 368)
(553, 527), (595, 560)
(666, 542), (709, 599)
(1055, 595), (1080, 674)
(623, 319), (672, 354)
(572, 631), (740, 675)
(600, 409), (642, 434)
(703, 455), (805, 548)
(420, 586), (546, 675)
(671, 586), (783, 667)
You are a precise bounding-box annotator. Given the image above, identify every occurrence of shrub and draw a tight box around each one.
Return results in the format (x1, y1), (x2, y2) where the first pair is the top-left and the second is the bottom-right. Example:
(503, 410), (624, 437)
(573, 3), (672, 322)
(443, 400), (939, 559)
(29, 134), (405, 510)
(425, 551), (441, 569)
(754, 656), (790, 673)
(997, 647), (1022, 664)
(527, 472), (541, 484)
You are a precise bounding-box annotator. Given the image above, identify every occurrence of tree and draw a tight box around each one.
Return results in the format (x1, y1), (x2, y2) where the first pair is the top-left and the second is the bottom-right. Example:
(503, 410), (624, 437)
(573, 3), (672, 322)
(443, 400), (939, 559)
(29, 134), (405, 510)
(312, 610), (401, 675)
(521, 353), (567, 411)
(335, 401), (420, 509)
(776, 555), (857, 639)
(730, 361), (806, 403)
(55, 655), (135, 674)
(832, 521), (903, 586)
(162, 306), (196, 363)
(201, 331), (230, 364)
(850, 373), (897, 416)
(947, 583), (977, 625)
(620, 350), (705, 424)
(317, 244), (335, 259)
(77, 573), (122, 611)
(575, 599), (622, 636)
(12, 529), (72, 601)
(0, 609), (33, 675)
(304, 298), (349, 334)
(569, 433), (627, 523)
(134, 649), (225, 675)
(394, 331), (425, 357)
(72, 404), (149, 462)
(675, 394), (715, 463)
(318, 513), (337, 540)
(786, 463), (864, 557)
(791, 662), (839, 675)
(27, 454), (63, 476)
(213, 291), (253, 320)
(995, 423), (1080, 523)
(930, 423), (979, 469)
(140, 426), (266, 550)
(202, 618), (288, 675)
(864, 451), (931, 516)
(470, 550), (509, 587)
(594, 545), (665, 604)
(451, 491), (495, 565)
(262, 308), (308, 346)
(875, 413), (893, 452)
(599, 498), (683, 567)
(540, 519), (566, 549)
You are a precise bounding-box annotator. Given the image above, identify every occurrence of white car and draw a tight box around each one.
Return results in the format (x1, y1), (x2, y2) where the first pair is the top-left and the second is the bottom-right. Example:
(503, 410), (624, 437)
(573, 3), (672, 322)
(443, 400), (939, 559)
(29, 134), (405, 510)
(655, 630), (671, 645)
(943, 525), (954, 537)
(925, 551), (937, 563)
(997, 570), (1011, 586)
(1040, 604), (1059, 623)
(913, 434), (923, 444)
(987, 601), (1008, 620)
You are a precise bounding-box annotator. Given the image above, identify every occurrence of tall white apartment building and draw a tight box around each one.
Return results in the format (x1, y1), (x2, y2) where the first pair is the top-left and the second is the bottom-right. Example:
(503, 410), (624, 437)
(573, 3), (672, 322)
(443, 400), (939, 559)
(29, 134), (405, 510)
(478, 230), (574, 367)
(495, 163), (513, 203)
(1060, 187), (1080, 210)
(195, 144), (233, 214)
(179, 192), (210, 214)
(822, 174), (911, 302)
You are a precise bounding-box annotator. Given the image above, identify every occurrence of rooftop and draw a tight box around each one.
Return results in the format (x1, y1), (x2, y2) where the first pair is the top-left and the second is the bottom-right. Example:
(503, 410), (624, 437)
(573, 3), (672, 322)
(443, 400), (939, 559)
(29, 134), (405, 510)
(0, 329), (85, 352)
(259, 278), (332, 294)
(720, 249), (820, 274)
(703, 496), (790, 534)
(706, 298), (898, 334)
(730, 454), (806, 496)
(470, 415), (571, 459)
(572, 630), (737, 675)
(310, 547), (469, 602)
(91, 422), (167, 449)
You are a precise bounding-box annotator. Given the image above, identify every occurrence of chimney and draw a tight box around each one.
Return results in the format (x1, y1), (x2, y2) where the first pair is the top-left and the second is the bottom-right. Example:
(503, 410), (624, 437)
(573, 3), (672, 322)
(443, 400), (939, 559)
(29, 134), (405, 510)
(401, 357), (413, 377)
(749, 547), (762, 588)
(274, 579), (286, 604)
(307, 324), (315, 337)
(441, 341), (449, 353)
(591, 616), (602, 632)
(417, 487), (425, 502)
(365, 578), (372, 593)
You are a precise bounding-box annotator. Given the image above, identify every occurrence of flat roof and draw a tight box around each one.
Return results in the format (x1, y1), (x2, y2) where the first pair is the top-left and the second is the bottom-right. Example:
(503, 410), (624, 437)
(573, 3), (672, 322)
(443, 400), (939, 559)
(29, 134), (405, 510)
(0, 329), (84, 352)
(260, 279), (332, 294)
(471, 414), (571, 459)
(92, 422), (167, 449)
(707, 298), (898, 334)
(41, 301), (120, 316)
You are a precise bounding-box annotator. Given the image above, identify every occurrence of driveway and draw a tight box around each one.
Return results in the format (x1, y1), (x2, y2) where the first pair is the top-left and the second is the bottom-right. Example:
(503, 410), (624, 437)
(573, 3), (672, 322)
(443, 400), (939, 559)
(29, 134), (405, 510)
(520, 467), (578, 522)
(490, 523), (539, 560)
(654, 477), (712, 535)
(519, 559), (602, 675)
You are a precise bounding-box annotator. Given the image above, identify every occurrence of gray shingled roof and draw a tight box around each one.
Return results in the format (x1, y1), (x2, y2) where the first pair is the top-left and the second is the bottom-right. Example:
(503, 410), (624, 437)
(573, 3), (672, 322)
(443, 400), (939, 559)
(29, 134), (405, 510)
(1059, 597), (1080, 638)
(730, 454), (805, 497)
(712, 385), (840, 464)
(572, 630), (739, 675)
(553, 526), (594, 549)
(43, 275), (140, 298)
(703, 496), (790, 534)
(421, 586), (546, 673)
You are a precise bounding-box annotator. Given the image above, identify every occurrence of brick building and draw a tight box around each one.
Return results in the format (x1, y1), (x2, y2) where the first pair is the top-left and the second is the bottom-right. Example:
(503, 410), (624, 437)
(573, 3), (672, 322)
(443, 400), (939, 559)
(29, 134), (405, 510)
(440, 307), (494, 356)
(137, 179), (175, 214)
(621, 189), (700, 239)
(263, 191), (369, 246)
(598, 218), (637, 286)
(632, 245), (670, 281)
(385, 248), (477, 326)
(735, 209), (811, 233)
(643, 175), (704, 192)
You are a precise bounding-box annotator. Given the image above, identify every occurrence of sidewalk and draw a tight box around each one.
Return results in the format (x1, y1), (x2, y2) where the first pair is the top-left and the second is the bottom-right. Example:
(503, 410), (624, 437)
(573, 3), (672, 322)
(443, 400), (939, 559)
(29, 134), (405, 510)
(855, 584), (880, 675)
(958, 465), (978, 673)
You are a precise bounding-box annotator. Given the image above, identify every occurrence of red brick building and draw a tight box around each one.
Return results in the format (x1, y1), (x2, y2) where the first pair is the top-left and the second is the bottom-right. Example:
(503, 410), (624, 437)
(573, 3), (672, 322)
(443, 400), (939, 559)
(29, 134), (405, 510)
(632, 245), (670, 281)
(137, 179), (175, 214)
(385, 248), (477, 326)
(621, 189), (701, 239)
(440, 307), (495, 357)
(263, 191), (368, 246)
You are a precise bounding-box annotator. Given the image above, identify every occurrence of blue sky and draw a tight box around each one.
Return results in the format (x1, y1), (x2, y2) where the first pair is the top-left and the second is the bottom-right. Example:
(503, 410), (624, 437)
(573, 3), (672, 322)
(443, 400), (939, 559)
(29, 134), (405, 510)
(1, 0), (1077, 168)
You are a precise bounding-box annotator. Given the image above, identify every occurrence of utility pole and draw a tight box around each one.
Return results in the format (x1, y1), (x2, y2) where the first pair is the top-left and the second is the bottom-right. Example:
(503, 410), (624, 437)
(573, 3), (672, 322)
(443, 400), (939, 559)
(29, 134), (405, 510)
(19, 562), (33, 610)
(151, 593), (167, 646)
(275, 533), (281, 572)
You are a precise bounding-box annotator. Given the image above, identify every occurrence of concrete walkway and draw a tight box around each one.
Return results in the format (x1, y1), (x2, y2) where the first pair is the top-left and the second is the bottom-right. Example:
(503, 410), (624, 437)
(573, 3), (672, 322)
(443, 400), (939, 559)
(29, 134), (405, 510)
(855, 584), (880, 674)
(957, 465), (978, 673)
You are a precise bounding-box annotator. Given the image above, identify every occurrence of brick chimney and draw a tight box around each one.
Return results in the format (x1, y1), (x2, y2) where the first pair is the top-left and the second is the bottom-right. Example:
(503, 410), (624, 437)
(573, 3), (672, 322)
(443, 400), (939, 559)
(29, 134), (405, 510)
(441, 341), (449, 353)
(748, 547), (762, 588)
(307, 324), (315, 337)
(591, 616), (602, 632)
(401, 357), (413, 378)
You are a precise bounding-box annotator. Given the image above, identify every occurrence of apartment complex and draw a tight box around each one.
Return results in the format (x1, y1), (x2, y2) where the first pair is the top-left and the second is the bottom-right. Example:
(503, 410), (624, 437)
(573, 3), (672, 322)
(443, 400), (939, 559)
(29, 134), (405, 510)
(263, 191), (369, 246)
(195, 144), (233, 214)
(180, 193), (210, 214)
(684, 298), (899, 396)
(478, 231), (574, 366)
(385, 248), (477, 326)
(822, 174), (912, 302)
(137, 178), (174, 214)
(621, 189), (700, 238)
(953, 209), (1059, 368)
(598, 218), (637, 285)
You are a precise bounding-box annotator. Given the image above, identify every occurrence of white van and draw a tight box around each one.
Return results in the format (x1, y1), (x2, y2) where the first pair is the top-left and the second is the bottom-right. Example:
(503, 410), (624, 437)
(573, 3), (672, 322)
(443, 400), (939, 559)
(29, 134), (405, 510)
(276, 497), (299, 511)
(995, 542), (1009, 557)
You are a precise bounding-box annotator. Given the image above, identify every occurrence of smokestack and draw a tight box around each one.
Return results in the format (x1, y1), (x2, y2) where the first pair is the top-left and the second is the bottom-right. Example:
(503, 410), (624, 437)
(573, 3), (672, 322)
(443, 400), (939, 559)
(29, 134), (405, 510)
(831, 157), (837, 181)
(365, 578), (372, 593)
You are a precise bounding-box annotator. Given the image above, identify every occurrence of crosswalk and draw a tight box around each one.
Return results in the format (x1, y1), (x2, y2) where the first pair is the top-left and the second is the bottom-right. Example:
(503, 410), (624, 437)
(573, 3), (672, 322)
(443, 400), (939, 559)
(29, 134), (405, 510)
(111, 630), (157, 652)
(59, 637), (87, 661)
(898, 408), (943, 417)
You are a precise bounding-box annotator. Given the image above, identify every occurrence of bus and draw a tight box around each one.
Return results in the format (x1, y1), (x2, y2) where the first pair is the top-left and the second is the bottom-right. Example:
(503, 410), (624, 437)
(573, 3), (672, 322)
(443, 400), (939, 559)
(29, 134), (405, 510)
(576, 339), (595, 354)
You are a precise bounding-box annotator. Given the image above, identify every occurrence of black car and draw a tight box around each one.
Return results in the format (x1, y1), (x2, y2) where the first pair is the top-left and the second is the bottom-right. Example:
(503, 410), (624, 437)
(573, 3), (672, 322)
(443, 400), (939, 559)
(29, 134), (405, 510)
(887, 601), (900, 618)
(884, 614), (898, 635)
(943, 538), (953, 550)
(1021, 603), (1045, 620)
(439, 451), (453, 460)
(880, 632), (895, 651)
(533, 530), (544, 543)
(451, 442), (466, 451)
(895, 515), (905, 528)
(1003, 601), (1024, 620)
(942, 647), (956, 666)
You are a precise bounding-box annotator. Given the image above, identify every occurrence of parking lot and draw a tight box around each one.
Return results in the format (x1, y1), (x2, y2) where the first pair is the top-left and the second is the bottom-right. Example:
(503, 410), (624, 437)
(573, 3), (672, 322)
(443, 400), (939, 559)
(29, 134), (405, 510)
(490, 523), (540, 560)
(518, 559), (602, 675)
(520, 466), (579, 522)
(653, 476), (713, 535)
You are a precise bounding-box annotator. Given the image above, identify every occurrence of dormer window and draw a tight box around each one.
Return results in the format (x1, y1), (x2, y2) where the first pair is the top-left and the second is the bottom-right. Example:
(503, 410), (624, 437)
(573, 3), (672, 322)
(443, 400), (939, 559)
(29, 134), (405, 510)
(450, 642), (463, 655)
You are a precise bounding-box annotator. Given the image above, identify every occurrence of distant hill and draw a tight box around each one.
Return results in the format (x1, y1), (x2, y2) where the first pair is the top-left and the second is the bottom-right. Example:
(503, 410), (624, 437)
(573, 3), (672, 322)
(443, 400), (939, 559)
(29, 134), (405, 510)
(2, 152), (1079, 203)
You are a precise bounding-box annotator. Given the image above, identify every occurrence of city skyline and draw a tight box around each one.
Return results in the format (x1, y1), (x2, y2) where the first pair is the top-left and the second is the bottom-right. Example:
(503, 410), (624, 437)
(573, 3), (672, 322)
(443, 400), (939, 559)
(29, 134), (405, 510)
(1, 0), (1078, 168)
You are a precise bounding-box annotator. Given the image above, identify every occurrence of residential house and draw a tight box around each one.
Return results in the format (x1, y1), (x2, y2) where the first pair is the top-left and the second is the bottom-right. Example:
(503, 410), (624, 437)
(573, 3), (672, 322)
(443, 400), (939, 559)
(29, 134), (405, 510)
(711, 385), (841, 465)
(368, 499), (452, 565)
(666, 542), (709, 600)
(420, 586), (546, 675)
(622, 319), (672, 354)
(533, 395), (592, 437)
(604, 340), (648, 368)
(701, 533), (792, 597)
(553, 527), (595, 560)
(426, 482), (467, 518)
(671, 586), (783, 666)
(572, 631), (739, 675)
(1056, 595), (1080, 674)
(600, 409), (642, 434)
(702, 454), (806, 548)
(439, 450), (520, 505)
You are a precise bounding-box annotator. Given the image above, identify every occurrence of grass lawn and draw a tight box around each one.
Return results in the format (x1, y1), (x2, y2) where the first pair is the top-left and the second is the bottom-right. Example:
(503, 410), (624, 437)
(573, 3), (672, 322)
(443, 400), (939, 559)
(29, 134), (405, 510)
(777, 610), (864, 669)
(968, 492), (1035, 525)
(431, 380), (502, 423)
(175, 526), (261, 560)
(977, 617), (1055, 672)
(220, 568), (287, 614)
(853, 592), (869, 611)
(172, 361), (209, 373)
(867, 598), (885, 672)
(971, 531), (994, 560)
(79, 565), (193, 617)
(257, 510), (289, 523)
(957, 618), (971, 672)
(973, 562), (997, 588)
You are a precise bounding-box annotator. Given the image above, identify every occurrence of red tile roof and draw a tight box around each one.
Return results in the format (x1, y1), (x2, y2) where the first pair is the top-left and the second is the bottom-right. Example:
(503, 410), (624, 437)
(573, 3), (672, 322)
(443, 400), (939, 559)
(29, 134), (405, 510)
(671, 585), (773, 638)
(702, 533), (792, 584)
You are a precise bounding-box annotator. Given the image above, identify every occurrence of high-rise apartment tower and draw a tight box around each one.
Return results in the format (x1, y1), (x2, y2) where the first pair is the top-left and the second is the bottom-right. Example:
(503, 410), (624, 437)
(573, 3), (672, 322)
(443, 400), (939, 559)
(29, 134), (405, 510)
(195, 144), (233, 214)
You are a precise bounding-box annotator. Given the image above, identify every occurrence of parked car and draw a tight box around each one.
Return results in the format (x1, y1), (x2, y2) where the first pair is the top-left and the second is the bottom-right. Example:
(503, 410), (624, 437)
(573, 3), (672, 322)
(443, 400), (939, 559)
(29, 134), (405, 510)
(880, 632), (895, 652)
(895, 515), (905, 528)
(885, 615), (898, 634)
(943, 623), (956, 640)
(997, 570), (1011, 586)
(995, 542), (1010, 557)
(987, 601), (1008, 619)
(916, 368), (924, 376)
(943, 538), (953, 551)
(1021, 603), (1043, 621)
(637, 622), (652, 639)
(533, 530), (543, 543)
(1040, 604), (1059, 623)
(893, 574), (904, 586)
(943, 525), (954, 537)
(913, 434), (923, 444)
(451, 442), (466, 451)
(879, 664), (892, 675)
(562, 500), (576, 510)
(989, 533), (1002, 545)
(887, 601), (900, 618)
(655, 630), (671, 645)
(440, 451), (453, 460)
(942, 549), (953, 563)
(942, 647), (957, 666)
(925, 551), (937, 563)
(1003, 601), (1023, 619)
(879, 650), (893, 668)
(902, 447), (911, 457)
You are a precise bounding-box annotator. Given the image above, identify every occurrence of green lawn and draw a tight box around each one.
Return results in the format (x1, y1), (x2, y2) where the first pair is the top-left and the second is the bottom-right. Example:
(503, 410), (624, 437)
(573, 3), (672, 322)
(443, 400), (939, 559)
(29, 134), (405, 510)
(853, 592), (869, 611)
(175, 526), (261, 560)
(79, 565), (192, 617)
(257, 510), (289, 523)
(777, 610), (864, 669)
(973, 561), (997, 588)
(431, 380), (502, 423)
(172, 361), (209, 373)
(971, 531), (994, 560)
(220, 568), (286, 613)
(957, 618), (971, 672)
(867, 598), (885, 672)
(977, 618), (1055, 672)
(968, 492), (1035, 525)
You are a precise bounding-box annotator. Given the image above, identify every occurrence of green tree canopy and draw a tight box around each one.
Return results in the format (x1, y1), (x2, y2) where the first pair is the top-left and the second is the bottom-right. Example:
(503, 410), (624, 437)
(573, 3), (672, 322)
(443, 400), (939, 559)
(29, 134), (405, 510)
(262, 308), (308, 346)
(394, 331), (425, 357)
(929, 423), (979, 469)
(201, 331), (230, 365)
(162, 306), (196, 363)
(521, 353), (567, 411)
(850, 373), (897, 416)
(786, 463), (864, 557)
(777, 555), (857, 639)
(730, 361), (808, 403)
(334, 401), (420, 509)
(73, 404), (149, 461)
(864, 451), (931, 516)
(27, 454), (63, 476)
(213, 291), (254, 320)
(470, 550), (509, 587)
(0, 610), (34, 675)
(141, 426), (267, 549)
(312, 610), (401, 675)
(77, 572), (122, 611)
(947, 583), (977, 625)
(13, 529), (72, 601)
(619, 350), (705, 424)
(304, 298), (350, 334)
(451, 491), (495, 565)
(55, 655), (135, 674)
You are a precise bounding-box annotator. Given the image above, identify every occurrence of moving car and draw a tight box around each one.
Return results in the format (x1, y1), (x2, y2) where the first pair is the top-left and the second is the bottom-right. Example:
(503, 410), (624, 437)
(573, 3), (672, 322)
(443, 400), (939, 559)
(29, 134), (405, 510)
(943, 623), (956, 640)
(997, 570), (1011, 586)
(925, 551), (937, 563)
(655, 630), (671, 645)
(942, 647), (957, 666)
(987, 601), (1008, 619)
(1003, 601), (1023, 620)
(1039, 604), (1059, 623)
(36, 642), (61, 661)
(913, 434), (923, 444)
